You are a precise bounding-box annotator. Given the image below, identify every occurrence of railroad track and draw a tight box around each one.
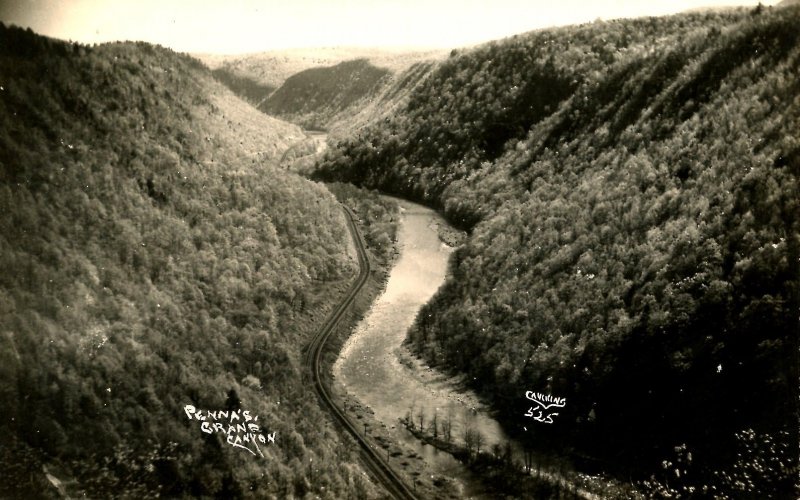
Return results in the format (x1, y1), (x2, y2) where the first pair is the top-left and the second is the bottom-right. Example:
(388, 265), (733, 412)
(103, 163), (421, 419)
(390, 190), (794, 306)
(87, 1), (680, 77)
(304, 204), (418, 500)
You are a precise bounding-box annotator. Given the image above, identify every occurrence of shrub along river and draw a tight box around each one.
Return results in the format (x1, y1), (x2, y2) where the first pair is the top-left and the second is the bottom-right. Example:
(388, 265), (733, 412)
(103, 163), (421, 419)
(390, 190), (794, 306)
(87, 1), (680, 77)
(333, 198), (517, 497)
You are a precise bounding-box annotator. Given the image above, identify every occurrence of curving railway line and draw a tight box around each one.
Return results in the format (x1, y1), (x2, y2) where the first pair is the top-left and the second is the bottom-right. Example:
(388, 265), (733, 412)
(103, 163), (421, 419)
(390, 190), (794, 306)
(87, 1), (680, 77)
(304, 204), (418, 500)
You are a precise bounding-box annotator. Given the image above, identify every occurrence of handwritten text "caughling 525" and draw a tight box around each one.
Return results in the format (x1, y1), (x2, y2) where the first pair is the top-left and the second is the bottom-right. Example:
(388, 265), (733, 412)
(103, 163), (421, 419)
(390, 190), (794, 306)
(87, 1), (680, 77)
(524, 391), (566, 424)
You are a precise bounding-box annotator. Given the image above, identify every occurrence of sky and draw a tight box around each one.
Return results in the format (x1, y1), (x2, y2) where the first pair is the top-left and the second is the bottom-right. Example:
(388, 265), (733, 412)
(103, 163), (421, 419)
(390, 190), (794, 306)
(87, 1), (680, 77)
(0, 0), (780, 54)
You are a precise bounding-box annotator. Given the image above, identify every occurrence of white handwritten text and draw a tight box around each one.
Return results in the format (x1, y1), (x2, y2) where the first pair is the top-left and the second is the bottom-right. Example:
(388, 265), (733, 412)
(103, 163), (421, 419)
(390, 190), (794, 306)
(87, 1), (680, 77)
(524, 391), (566, 424)
(184, 405), (276, 457)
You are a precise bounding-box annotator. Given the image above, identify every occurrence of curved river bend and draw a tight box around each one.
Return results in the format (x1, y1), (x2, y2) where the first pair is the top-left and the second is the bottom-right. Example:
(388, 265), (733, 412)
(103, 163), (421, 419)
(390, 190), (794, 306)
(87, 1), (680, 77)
(333, 199), (515, 498)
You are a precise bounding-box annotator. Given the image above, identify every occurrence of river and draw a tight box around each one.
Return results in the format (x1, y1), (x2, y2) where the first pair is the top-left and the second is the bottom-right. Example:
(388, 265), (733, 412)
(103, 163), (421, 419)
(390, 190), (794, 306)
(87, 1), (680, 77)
(333, 199), (516, 498)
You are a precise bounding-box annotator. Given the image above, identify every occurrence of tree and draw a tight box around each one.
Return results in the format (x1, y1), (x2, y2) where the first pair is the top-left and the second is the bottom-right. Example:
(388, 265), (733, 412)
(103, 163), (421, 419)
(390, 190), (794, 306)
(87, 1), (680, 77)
(225, 388), (241, 412)
(463, 426), (484, 461)
(406, 401), (416, 430)
(474, 431), (485, 456)
(441, 411), (452, 443)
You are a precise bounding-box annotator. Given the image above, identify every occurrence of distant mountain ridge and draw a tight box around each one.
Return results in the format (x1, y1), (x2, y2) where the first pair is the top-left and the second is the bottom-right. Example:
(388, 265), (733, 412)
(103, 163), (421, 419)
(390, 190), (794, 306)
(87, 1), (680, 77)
(258, 58), (391, 130)
(209, 67), (276, 106)
(199, 47), (446, 132)
(196, 46), (447, 89)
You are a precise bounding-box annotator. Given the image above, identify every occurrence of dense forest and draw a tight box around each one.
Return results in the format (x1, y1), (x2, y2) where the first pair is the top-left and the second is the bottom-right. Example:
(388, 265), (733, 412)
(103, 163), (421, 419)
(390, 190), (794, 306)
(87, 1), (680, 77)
(324, 61), (439, 141)
(315, 5), (799, 497)
(208, 49), (443, 137)
(260, 59), (391, 130)
(0, 23), (381, 498)
(210, 67), (276, 107)
(199, 47), (442, 93)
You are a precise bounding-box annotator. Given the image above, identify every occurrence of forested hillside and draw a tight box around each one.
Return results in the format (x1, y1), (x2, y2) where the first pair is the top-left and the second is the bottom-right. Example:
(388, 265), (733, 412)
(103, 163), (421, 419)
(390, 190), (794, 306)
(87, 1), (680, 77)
(325, 61), (439, 140)
(205, 48), (444, 134)
(210, 67), (276, 107)
(198, 47), (446, 95)
(260, 59), (391, 130)
(315, 6), (799, 496)
(0, 23), (375, 498)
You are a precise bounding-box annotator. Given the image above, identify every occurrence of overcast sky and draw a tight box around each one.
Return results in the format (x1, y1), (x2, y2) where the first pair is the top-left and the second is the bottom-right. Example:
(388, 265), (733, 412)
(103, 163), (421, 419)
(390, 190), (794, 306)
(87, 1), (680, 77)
(0, 0), (779, 54)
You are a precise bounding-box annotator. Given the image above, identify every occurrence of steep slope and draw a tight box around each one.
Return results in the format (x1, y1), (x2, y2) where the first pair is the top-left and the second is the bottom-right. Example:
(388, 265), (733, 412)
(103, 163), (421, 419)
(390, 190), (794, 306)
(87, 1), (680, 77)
(264, 59), (440, 140)
(210, 67), (276, 106)
(198, 46), (446, 93)
(260, 59), (391, 130)
(203, 48), (446, 133)
(314, 6), (799, 496)
(325, 60), (440, 140)
(0, 23), (374, 498)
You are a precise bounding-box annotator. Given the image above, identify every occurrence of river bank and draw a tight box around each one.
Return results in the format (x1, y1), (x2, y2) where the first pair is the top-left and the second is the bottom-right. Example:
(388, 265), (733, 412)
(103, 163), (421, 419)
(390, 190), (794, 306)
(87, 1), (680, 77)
(332, 199), (513, 498)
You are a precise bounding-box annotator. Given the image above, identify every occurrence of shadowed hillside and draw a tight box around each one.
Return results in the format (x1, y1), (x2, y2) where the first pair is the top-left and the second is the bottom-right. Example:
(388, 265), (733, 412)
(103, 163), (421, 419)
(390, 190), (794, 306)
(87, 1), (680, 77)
(0, 23), (379, 498)
(260, 59), (391, 130)
(325, 60), (440, 140)
(315, 6), (800, 497)
(210, 67), (276, 106)
(198, 46), (446, 92)
(203, 48), (446, 134)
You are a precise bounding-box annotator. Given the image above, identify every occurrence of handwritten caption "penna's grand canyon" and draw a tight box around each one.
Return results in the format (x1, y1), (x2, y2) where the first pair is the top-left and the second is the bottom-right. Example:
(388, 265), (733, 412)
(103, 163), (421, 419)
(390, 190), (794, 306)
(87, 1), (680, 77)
(184, 405), (276, 457)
